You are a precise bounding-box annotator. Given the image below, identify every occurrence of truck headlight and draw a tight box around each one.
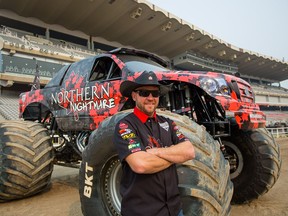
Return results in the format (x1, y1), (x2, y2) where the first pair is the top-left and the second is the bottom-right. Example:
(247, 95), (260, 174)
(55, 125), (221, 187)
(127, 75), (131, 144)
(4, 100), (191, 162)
(200, 77), (230, 96)
(200, 78), (218, 93)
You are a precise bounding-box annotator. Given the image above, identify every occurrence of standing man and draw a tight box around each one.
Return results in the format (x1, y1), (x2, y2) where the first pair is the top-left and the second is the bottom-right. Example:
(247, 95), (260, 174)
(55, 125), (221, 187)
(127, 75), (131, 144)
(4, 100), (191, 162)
(113, 71), (195, 216)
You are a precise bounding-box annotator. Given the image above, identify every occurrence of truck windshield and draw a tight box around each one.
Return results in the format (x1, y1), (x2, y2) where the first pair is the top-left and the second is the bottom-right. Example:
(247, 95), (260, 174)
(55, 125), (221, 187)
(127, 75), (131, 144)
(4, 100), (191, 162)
(117, 55), (169, 72)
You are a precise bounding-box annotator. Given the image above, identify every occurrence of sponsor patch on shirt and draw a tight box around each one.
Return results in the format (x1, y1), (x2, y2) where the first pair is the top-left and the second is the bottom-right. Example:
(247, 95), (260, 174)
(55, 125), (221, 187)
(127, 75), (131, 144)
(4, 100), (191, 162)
(172, 121), (188, 141)
(119, 122), (128, 129)
(128, 143), (140, 150)
(121, 133), (136, 140)
(131, 148), (141, 153)
(176, 131), (185, 140)
(159, 121), (169, 132)
(129, 139), (137, 144)
(127, 142), (141, 153)
(119, 128), (132, 136)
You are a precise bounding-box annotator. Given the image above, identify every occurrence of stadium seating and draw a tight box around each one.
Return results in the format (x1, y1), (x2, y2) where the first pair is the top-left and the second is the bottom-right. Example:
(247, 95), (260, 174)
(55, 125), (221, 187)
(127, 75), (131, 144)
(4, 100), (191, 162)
(172, 51), (239, 74)
(0, 94), (19, 120)
(0, 26), (97, 62)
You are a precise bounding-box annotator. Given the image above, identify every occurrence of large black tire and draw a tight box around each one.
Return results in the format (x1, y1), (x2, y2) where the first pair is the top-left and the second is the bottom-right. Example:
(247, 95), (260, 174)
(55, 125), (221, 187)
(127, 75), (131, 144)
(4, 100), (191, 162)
(222, 128), (281, 204)
(79, 110), (233, 216)
(0, 120), (54, 202)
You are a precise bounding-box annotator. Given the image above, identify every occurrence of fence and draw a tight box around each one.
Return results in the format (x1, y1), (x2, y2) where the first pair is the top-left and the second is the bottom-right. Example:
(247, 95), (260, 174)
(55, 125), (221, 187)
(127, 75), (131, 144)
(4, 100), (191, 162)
(267, 127), (288, 138)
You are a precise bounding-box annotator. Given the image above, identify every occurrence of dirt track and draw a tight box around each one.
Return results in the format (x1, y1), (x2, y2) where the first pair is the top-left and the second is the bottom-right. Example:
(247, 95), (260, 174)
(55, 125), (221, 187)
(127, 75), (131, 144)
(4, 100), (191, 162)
(0, 138), (287, 216)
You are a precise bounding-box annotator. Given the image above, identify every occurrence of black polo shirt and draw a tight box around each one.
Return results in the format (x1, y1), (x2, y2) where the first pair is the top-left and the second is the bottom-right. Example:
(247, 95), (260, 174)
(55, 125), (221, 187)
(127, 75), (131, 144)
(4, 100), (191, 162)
(113, 107), (188, 216)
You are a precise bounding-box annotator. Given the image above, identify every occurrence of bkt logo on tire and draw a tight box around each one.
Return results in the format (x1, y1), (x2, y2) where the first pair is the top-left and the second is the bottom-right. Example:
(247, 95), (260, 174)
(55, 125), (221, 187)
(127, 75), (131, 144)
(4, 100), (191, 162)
(84, 162), (93, 198)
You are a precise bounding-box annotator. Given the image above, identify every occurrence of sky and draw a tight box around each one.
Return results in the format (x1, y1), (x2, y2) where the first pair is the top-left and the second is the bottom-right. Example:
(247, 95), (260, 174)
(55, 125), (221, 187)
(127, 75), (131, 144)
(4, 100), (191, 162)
(148, 0), (288, 87)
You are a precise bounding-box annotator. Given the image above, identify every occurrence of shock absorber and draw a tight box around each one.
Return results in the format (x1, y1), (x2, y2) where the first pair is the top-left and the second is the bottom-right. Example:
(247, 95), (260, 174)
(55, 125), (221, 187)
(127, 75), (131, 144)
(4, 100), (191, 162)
(50, 117), (58, 144)
(185, 87), (193, 119)
(218, 137), (228, 159)
(169, 91), (176, 112)
(180, 89), (186, 112)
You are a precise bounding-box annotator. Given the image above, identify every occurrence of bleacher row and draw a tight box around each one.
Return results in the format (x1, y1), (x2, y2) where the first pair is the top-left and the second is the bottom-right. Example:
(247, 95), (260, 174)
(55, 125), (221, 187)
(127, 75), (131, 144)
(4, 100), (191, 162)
(0, 94), (19, 120)
(181, 51), (239, 74)
(0, 26), (97, 61)
(252, 83), (288, 95)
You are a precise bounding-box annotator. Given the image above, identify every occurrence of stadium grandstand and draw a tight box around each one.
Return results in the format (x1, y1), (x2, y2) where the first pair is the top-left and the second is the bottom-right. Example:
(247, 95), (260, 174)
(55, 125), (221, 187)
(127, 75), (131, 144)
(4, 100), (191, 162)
(0, 0), (288, 127)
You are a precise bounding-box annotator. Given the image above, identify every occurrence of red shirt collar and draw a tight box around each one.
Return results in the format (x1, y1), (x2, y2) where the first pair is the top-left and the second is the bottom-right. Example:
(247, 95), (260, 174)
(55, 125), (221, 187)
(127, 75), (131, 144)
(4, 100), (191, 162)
(133, 107), (157, 123)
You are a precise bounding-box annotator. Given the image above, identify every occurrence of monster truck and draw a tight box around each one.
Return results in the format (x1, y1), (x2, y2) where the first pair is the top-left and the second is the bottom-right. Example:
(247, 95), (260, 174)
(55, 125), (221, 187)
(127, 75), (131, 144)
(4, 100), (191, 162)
(0, 48), (281, 215)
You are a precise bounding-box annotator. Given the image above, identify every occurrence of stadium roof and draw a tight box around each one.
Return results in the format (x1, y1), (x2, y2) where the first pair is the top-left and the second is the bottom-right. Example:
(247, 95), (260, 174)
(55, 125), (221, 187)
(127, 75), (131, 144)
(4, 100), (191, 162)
(0, 0), (288, 82)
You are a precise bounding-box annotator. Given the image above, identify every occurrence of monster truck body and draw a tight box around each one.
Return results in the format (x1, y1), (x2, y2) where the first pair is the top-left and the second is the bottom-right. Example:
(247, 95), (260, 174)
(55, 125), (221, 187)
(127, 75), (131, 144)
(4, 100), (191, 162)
(18, 49), (264, 135)
(0, 48), (281, 215)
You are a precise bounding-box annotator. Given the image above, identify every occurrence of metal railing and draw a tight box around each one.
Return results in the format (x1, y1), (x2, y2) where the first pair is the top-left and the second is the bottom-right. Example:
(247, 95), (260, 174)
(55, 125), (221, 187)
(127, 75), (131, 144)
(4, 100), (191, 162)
(267, 127), (288, 138)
